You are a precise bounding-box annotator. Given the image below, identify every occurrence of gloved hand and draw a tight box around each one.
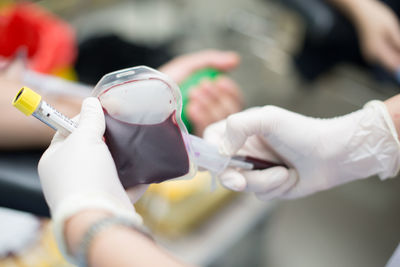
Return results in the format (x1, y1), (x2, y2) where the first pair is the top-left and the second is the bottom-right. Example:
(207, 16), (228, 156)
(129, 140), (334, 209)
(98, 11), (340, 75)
(204, 101), (400, 201)
(38, 97), (143, 261)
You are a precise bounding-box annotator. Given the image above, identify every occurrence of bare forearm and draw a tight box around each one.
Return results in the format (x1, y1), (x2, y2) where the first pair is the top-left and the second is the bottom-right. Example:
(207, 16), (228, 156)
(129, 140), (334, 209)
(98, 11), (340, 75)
(65, 210), (191, 267)
(0, 110), (55, 149)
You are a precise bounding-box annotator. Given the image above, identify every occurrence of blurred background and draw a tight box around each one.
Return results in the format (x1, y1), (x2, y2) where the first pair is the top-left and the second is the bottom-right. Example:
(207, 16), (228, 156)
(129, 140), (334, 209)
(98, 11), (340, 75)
(0, 0), (400, 266)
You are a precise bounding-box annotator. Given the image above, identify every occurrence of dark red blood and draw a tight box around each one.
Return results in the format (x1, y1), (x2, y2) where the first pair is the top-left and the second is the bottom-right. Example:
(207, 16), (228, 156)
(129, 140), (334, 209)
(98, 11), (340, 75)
(104, 110), (189, 188)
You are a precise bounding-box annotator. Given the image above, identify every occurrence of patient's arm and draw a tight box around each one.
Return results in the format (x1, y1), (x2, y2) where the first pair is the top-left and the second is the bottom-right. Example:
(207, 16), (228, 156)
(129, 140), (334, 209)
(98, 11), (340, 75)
(0, 74), (81, 150)
(66, 210), (192, 267)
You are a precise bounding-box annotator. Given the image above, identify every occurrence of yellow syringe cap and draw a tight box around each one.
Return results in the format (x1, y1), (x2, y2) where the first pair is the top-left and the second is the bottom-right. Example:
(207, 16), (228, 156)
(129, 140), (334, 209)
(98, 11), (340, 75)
(12, 87), (42, 116)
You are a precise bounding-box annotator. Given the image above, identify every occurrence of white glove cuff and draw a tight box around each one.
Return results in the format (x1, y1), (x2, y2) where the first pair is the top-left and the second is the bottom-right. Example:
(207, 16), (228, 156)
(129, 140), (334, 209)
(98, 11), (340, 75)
(51, 194), (143, 264)
(364, 100), (400, 179)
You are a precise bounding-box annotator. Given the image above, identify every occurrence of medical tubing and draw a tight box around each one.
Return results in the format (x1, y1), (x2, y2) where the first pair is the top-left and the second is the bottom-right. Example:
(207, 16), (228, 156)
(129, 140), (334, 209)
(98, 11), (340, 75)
(188, 134), (253, 173)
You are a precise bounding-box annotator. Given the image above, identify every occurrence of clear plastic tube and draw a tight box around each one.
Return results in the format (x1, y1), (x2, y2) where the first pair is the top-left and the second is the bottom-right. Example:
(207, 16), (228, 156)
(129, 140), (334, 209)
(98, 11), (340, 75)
(12, 86), (77, 136)
(31, 99), (77, 135)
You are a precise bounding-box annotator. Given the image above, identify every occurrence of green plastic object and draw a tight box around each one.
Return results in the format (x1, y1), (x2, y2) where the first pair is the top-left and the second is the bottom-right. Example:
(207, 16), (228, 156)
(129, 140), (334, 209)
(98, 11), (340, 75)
(179, 68), (221, 133)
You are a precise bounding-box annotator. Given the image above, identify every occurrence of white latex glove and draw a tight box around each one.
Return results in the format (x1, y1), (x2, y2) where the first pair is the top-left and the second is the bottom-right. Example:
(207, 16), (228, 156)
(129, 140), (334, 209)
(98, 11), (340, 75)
(204, 101), (400, 201)
(38, 97), (143, 261)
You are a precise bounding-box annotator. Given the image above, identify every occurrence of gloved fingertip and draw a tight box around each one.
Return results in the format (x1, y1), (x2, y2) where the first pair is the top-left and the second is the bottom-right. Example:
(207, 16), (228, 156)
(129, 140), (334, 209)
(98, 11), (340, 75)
(77, 97), (105, 136)
(220, 172), (246, 191)
(268, 167), (289, 182)
(223, 179), (246, 191)
(81, 97), (102, 114)
(241, 166), (289, 194)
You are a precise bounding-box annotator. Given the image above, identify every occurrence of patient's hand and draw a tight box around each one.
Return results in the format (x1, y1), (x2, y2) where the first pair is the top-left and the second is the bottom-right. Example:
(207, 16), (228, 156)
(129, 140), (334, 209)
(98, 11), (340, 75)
(186, 76), (243, 136)
(159, 50), (243, 136)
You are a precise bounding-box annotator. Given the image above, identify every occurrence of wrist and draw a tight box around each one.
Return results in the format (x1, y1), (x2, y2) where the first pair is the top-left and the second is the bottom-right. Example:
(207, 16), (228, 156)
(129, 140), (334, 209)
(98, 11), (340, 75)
(361, 100), (400, 179)
(66, 210), (153, 267)
(65, 209), (111, 256)
(51, 194), (143, 263)
(385, 95), (400, 141)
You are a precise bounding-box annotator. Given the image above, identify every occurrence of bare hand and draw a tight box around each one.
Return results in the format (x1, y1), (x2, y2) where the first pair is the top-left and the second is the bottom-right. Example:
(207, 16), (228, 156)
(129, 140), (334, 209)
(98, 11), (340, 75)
(355, 0), (400, 72)
(159, 50), (243, 135)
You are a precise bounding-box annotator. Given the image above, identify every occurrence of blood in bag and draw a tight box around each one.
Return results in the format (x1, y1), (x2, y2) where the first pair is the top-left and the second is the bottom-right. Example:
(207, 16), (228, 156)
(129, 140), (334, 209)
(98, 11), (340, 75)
(104, 110), (190, 188)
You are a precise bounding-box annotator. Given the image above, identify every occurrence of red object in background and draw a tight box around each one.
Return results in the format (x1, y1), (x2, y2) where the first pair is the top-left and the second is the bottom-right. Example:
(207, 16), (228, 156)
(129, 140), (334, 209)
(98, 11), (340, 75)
(0, 3), (76, 73)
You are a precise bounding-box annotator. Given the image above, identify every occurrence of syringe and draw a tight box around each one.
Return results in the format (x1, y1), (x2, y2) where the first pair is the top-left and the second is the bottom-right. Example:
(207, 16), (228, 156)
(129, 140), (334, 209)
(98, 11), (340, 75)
(12, 87), (285, 173)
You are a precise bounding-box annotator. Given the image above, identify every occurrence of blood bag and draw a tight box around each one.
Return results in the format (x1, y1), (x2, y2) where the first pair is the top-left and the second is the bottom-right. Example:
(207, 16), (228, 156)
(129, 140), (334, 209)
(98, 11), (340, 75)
(92, 66), (197, 188)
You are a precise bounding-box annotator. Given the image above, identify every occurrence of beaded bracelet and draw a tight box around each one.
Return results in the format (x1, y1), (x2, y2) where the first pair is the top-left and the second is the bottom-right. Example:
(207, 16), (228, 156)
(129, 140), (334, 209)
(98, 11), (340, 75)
(76, 217), (152, 267)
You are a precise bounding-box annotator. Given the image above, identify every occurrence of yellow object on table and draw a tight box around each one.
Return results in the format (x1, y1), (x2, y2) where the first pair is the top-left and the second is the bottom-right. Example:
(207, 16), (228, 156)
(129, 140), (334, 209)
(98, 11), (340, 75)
(136, 171), (236, 238)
